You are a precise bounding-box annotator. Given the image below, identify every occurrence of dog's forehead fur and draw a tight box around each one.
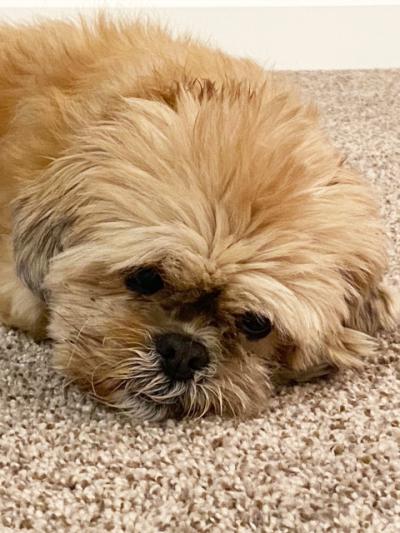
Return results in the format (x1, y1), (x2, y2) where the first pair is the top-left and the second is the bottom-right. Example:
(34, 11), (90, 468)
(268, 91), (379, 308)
(64, 85), (334, 251)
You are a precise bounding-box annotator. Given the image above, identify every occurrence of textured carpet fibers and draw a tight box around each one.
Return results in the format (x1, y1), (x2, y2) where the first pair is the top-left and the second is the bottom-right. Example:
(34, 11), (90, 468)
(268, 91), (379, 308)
(1, 70), (399, 532)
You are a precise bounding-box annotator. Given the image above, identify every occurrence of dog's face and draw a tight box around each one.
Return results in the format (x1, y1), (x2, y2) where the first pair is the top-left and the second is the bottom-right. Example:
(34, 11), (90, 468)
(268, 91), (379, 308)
(14, 82), (380, 420)
(46, 229), (278, 420)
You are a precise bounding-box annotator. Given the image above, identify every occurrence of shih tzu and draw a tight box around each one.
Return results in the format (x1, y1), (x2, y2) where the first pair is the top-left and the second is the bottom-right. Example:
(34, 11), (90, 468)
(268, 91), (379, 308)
(0, 15), (398, 420)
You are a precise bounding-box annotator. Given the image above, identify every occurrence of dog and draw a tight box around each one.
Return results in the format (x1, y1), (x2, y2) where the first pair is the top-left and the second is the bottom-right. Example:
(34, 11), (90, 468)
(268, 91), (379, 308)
(0, 15), (398, 420)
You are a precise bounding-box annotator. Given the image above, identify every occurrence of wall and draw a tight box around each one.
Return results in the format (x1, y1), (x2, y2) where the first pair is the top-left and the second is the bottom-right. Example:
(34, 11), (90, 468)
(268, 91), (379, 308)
(0, 5), (399, 70)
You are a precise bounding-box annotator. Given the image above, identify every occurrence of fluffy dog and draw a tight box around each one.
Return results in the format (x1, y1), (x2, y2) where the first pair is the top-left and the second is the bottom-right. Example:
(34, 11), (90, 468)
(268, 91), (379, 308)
(0, 15), (398, 420)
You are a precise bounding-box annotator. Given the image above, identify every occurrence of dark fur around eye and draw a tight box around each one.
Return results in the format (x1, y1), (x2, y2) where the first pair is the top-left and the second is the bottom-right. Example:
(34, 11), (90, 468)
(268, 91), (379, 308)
(124, 267), (164, 295)
(237, 312), (272, 340)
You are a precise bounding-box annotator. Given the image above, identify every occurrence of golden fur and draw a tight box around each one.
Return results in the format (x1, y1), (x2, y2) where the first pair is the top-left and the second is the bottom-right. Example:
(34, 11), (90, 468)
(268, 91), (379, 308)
(0, 15), (398, 420)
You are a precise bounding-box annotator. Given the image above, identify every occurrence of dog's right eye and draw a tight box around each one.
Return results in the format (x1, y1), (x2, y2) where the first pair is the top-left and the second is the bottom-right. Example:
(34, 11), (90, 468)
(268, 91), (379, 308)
(124, 267), (164, 295)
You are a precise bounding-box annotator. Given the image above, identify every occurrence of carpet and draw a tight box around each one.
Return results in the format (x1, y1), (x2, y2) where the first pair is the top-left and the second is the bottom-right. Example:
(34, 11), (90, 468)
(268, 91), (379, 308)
(1, 69), (399, 532)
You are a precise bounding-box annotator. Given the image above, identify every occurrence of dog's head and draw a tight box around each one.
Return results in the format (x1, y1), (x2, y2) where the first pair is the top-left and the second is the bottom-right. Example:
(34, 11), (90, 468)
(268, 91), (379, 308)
(13, 80), (385, 420)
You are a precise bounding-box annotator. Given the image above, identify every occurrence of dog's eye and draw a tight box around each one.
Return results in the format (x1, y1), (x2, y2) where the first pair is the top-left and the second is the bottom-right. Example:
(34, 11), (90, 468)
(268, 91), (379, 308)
(238, 312), (272, 340)
(124, 267), (164, 295)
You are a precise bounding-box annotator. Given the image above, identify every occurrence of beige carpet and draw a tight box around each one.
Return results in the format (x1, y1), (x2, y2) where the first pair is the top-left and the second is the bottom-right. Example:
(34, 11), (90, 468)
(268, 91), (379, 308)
(1, 70), (399, 532)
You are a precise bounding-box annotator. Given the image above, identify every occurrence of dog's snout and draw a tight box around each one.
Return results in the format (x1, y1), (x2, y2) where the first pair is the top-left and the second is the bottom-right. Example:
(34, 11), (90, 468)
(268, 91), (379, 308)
(155, 333), (209, 381)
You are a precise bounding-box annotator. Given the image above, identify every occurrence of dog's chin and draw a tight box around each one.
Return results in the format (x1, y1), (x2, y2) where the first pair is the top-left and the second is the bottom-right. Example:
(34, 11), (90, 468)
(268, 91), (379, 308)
(112, 368), (269, 421)
(123, 394), (177, 422)
(122, 372), (220, 421)
(106, 383), (205, 421)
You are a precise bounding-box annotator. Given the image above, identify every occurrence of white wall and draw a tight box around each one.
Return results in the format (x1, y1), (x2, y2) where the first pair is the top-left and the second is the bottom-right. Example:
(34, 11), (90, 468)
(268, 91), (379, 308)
(0, 6), (399, 70)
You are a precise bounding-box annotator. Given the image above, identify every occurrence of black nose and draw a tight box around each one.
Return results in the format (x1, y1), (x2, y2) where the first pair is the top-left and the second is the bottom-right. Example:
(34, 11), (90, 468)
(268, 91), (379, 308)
(155, 333), (210, 381)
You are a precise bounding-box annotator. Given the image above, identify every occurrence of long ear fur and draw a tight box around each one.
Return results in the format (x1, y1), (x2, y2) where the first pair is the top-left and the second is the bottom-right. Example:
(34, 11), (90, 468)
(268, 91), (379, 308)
(345, 281), (400, 336)
(12, 183), (74, 300)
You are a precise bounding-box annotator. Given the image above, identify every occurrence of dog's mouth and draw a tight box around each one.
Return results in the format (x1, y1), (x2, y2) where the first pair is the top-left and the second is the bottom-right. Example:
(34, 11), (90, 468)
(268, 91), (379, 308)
(72, 339), (219, 420)
(111, 343), (218, 419)
(123, 371), (217, 420)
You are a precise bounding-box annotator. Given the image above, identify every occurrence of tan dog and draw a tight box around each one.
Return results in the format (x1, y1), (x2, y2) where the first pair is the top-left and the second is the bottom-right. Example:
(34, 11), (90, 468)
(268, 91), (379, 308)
(0, 15), (398, 420)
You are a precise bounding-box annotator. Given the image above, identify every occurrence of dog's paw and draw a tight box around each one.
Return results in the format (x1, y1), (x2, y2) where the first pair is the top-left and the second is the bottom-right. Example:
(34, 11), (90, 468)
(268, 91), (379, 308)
(272, 362), (337, 386)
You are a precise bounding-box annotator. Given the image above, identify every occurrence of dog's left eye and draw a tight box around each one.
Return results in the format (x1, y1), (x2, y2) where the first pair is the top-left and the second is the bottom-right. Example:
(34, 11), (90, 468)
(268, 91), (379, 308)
(124, 267), (164, 295)
(237, 312), (272, 340)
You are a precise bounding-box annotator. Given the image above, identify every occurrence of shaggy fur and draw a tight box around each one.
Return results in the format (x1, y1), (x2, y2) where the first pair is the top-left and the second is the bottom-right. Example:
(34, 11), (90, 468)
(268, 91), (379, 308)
(0, 15), (398, 420)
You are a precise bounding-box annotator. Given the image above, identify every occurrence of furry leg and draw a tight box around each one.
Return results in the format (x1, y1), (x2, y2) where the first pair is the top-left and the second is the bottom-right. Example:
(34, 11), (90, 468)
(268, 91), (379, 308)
(0, 236), (48, 340)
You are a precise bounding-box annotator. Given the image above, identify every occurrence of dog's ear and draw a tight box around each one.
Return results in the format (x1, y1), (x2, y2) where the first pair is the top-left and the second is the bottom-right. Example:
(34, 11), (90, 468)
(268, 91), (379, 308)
(12, 185), (73, 301)
(345, 282), (400, 336)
